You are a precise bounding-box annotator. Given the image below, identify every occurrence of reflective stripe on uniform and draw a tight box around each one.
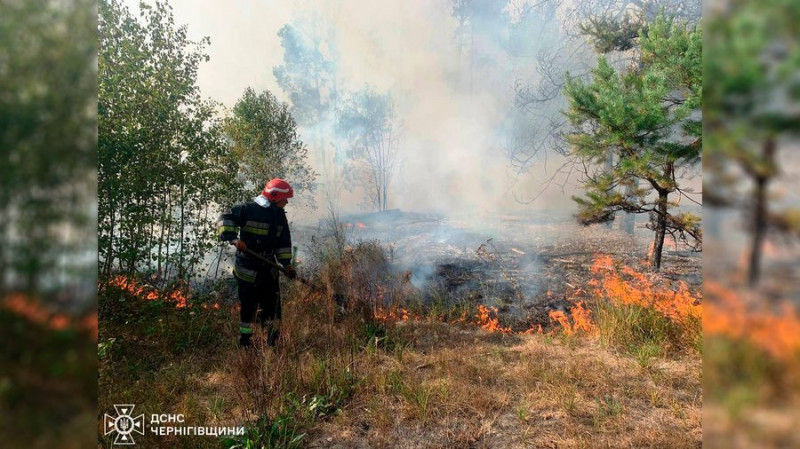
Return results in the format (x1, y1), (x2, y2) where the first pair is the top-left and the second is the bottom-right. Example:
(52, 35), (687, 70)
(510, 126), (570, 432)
(233, 265), (257, 283)
(217, 225), (237, 237)
(240, 323), (253, 334)
(243, 221), (270, 236)
(245, 220), (270, 230)
(242, 226), (269, 236)
(277, 247), (292, 259)
(276, 225), (283, 237)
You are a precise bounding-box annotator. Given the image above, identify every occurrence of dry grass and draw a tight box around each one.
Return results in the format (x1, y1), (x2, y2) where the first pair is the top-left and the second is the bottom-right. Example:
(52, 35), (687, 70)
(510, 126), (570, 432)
(703, 279), (800, 448)
(304, 321), (701, 448)
(98, 243), (702, 448)
(99, 299), (701, 448)
(705, 403), (800, 449)
(587, 255), (702, 356)
(1, 298), (96, 449)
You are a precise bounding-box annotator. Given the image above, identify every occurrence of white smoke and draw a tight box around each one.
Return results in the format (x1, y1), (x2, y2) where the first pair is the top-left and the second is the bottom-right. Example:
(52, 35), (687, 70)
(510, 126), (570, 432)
(126, 0), (582, 221)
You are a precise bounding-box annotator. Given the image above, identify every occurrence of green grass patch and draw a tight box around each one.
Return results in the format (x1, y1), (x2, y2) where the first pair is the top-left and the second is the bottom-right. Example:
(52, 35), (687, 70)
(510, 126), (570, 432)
(704, 335), (798, 415)
(221, 414), (306, 449)
(594, 300), (698, 357)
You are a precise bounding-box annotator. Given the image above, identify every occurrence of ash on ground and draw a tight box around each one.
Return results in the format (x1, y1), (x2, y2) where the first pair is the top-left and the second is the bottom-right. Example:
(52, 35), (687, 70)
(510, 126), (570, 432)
(296, 209), (702, 329)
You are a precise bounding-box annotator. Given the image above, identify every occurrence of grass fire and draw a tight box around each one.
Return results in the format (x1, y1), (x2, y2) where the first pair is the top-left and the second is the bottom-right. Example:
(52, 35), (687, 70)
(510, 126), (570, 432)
(94, 1), (706, 447)
(99, 212), (703, 448)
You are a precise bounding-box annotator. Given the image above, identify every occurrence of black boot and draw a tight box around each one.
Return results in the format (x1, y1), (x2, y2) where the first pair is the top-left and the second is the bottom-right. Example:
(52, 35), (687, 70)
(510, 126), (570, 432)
(239, 333), (252, 348)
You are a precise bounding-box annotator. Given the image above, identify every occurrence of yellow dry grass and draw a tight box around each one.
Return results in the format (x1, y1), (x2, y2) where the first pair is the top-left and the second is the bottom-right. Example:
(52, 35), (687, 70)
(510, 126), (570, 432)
(99, 298), (701, 448)
(99, 246), (702, 448)
(299, 320), (701, 448)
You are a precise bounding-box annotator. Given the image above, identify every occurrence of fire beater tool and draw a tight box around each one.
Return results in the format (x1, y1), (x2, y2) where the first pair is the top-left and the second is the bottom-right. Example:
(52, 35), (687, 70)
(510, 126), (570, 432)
(239, 246), (346, 307)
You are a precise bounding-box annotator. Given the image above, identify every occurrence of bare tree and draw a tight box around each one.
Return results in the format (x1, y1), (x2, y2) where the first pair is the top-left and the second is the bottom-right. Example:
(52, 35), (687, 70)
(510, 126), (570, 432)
(338, 87), (401, 212)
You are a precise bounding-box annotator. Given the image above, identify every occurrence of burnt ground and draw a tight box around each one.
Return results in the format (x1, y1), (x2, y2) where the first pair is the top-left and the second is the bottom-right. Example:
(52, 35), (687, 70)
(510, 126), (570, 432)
(296, 210), (702, 328)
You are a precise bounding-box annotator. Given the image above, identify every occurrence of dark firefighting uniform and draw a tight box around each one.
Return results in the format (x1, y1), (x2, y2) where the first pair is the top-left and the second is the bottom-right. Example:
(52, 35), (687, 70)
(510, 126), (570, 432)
(217, 195), (293, 346)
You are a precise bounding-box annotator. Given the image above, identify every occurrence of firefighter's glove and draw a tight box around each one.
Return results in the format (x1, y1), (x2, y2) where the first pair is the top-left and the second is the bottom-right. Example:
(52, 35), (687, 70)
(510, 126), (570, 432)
(234, 240), (247, 252)
(284, 265), (297, 279)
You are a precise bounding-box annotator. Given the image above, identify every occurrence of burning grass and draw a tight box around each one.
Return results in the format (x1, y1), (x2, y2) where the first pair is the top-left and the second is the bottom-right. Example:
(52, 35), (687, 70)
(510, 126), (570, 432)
(106, 274), (224, 310)
(546, 301), (595, 336)
(703, 280), (800, 448)
(1, 294), (97, 448)
(2, 294), (97, 338)
(586, 255), (702, 356)
(705, 281), (800, 371)
(98, 239), (701, 447)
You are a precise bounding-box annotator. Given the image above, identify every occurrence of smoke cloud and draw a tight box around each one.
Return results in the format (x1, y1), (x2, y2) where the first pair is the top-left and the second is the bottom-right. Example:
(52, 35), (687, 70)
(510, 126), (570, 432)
(124, 0), (581, 220)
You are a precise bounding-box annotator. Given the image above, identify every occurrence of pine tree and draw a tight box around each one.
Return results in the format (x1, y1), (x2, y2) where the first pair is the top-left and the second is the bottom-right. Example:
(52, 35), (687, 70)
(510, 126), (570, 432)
(564, 13), (701, 270)
(705, 0), (800, 286)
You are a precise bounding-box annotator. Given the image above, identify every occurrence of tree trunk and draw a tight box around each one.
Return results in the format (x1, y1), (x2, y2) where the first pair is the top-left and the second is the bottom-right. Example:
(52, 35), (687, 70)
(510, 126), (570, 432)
(748, 137), (775, 287)
(383, 182), (388, 212)
(375, 181), (381, 212)
(163, 189), (173, 286)
(605, 152), (615, 230)
(102, 201), (117, 282)
(749, 177), (768, 286)
(650, 191), (669, 271)
(178, 175), (185, 280)
(157, 201), (166, 279)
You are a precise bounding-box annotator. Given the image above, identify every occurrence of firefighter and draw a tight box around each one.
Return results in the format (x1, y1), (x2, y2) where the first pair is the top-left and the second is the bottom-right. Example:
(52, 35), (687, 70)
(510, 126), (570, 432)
(217, 178), (297, 347)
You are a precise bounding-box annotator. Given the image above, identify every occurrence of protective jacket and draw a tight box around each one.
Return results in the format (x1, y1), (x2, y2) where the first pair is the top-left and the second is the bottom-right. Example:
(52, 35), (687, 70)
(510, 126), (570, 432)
(217, 195), (293, 283)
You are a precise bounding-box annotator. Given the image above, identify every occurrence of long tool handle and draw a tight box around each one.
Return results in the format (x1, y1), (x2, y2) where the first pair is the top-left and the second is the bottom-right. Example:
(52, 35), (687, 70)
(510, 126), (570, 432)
(241, 247), (321, 292)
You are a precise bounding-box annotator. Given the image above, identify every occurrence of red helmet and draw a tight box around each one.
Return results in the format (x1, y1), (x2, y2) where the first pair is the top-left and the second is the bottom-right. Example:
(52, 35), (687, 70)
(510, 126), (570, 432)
(262, 178), (294, 202)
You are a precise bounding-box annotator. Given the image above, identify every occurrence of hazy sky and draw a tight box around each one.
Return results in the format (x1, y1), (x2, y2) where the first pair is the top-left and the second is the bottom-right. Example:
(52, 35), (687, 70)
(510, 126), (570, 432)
(120, 0), (293, 106)
(116, 1), (710, 222)
(119, 0), (580, 219)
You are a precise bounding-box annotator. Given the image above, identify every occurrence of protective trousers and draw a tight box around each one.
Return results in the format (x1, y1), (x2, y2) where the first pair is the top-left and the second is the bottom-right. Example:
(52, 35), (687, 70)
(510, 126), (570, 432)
(237, 268), (281, 347)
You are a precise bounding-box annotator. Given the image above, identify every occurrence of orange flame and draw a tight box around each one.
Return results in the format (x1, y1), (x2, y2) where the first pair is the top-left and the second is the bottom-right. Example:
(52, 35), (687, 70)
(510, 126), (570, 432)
(356, 222), (366, 229)
(2, 294), (97, 340)
(374, 303), (513, 334)
(4, 294), (52, 325)
(374, 305), (416, 322)
(106, 275), (218, 310)
(83, 312), (99, 340)
(522, 324), (544, 335)
(475, 305), (512, 333)
(548, 301), (596, 335)
(369, 255), (700, 339)
(590, 256), (701, 326)
(548, 309), (571, 333)
(705, 281), (800, 365)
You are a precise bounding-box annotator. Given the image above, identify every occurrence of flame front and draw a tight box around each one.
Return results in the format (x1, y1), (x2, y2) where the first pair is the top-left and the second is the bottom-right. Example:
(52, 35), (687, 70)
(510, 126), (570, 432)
(107, 275), (218, 310)
(589, 255), (701, 326)
(706, 280), (800, 365)
(475, 304), (512, 333)
(2, 294), (97, 339)
(548, 301), (595, 336)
